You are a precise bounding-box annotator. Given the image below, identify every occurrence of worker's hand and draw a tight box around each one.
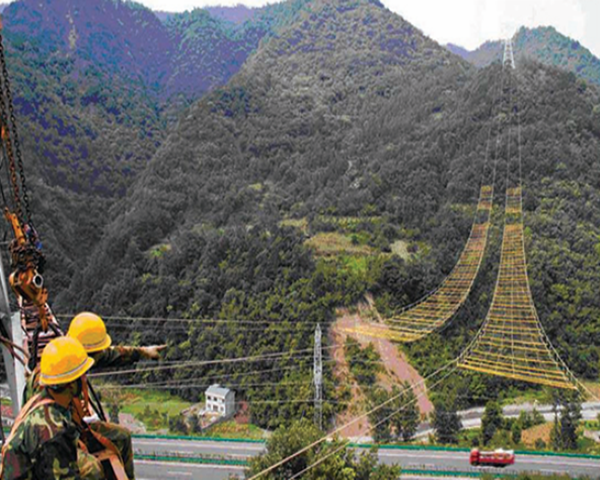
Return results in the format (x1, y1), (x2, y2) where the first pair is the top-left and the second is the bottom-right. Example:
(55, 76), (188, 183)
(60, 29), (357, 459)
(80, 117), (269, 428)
(142, 344), (167, 360)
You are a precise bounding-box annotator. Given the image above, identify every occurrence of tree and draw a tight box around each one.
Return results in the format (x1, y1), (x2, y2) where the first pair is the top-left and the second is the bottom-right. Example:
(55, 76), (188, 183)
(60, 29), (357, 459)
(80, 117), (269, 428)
(432, 399), (462, 444)
(354, 448), (401, 480)
(368, 388), (393, 443)
(551, 392), (582, 451)
(511, 421), (522, 445)
(249, 419), (322, 479)
(481, 401), (503, 445)
(188, 414), (201, 434)
(391, 383), (420, 442)
(248, 420), (401, 479)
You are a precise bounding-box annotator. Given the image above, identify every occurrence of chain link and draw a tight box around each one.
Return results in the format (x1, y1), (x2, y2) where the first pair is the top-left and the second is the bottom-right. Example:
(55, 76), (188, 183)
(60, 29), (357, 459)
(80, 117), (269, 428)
(0, 30), (30, 225)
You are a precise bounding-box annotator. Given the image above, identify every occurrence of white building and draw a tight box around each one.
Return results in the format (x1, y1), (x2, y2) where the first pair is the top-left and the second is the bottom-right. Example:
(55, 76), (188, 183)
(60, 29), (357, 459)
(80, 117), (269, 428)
(205, 384), (235, 418)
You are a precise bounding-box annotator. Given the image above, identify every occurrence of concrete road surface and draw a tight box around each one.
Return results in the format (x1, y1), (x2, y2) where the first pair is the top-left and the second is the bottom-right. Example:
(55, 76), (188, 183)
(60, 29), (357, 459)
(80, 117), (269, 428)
(136, 459), (245, 479)
(133, 437), (600, 479)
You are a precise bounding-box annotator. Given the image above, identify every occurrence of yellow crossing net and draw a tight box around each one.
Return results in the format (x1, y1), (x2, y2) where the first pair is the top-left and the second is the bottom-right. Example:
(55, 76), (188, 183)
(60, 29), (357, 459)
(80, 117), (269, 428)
(344, 185), (493, 343)
(458, 187), (575, 389)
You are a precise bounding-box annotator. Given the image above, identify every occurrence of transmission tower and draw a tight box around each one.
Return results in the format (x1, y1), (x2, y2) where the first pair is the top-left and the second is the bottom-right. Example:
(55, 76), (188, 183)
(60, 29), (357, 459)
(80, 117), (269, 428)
(503, 37), (516, 70)
(314, 323), (323, 430)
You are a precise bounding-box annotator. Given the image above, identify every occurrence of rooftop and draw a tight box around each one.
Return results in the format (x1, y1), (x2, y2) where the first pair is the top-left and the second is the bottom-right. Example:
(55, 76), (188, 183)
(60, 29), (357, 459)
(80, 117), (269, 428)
(206, 384), (232, 397)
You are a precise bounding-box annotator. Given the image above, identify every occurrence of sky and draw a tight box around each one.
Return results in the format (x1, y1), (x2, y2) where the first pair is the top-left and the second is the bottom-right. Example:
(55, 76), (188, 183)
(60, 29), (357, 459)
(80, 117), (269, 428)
(133, 0), (600, 57)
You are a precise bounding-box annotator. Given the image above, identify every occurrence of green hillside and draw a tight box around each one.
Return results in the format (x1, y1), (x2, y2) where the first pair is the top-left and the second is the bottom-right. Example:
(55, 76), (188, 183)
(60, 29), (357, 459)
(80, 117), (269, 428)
(62, 0), (600, 429)
(456, 26), (600, 87)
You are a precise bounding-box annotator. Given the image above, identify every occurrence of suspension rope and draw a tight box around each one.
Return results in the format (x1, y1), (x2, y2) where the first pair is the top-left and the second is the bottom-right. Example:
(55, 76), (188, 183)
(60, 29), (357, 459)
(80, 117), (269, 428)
(346, 62), (508, 343)
(457, 39), (576, 390)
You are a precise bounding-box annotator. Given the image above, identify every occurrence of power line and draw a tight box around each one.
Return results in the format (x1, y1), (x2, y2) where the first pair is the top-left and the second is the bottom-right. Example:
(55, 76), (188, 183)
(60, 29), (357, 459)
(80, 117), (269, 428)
(97, 380), (360, 391)
(247, 360), (457, 480)
(89, 346), (338, 378)
(93, 353), (393, 390)
(57, 313), (327, 327)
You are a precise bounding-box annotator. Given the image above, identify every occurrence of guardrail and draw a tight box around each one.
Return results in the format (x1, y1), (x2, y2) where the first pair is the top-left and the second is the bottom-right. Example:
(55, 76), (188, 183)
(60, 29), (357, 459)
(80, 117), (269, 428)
(132, 434), (600, 460)
(133, 433), (266, 444)
(135, 452), (248, 467)
(134, 453), (525, 478)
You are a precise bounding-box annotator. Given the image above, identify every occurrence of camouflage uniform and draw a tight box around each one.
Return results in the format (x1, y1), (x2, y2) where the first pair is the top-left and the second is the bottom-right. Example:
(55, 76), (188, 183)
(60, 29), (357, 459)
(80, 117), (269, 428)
(23, 346), (148, 404)
(0, 389), (104, 480)
(90, 346), (147, 369)
(89, 422), (134, 480)
(20, 346), (145, 479)
(87, 347), (145, 479)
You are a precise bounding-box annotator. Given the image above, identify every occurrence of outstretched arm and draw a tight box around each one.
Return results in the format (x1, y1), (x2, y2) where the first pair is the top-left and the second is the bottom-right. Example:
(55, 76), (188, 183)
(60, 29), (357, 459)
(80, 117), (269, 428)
(92, 344), (167, 369)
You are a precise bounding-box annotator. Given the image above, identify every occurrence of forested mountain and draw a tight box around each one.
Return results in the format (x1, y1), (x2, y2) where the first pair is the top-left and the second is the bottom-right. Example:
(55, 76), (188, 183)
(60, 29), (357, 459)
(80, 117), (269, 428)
(56, 0), (598, 426)
(71, 0), (470, 310)
(0, 0), (312, 292)
(205, 5), (258, 24)
(1, 0), (599, 429)
(451, 26), (600, 86)
(59, 0), (476, 426)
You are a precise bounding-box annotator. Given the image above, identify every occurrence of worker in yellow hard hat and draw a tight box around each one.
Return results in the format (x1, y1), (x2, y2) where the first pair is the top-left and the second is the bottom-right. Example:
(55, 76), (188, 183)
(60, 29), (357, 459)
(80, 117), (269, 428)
(1, 337), (105, 480)
(67, 312), (166, 368)
(24, 311), (166, 403)
(21, 312), (164, 480)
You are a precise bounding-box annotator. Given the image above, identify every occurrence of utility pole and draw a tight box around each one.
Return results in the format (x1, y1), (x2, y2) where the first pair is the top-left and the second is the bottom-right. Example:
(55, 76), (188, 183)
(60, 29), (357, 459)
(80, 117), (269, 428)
(313, 323), (322, 430)
(503, 37), (516, 70)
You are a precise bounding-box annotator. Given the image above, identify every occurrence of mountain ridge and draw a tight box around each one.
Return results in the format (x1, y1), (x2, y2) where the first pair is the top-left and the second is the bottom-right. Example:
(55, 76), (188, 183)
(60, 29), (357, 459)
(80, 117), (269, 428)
(447, 26), (600, 86)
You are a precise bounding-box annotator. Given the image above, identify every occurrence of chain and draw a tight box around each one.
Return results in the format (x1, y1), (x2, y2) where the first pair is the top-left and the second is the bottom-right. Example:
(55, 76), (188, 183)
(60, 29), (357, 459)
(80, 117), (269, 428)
(0, 98), (21, 223)
(0, 30), (30, 225)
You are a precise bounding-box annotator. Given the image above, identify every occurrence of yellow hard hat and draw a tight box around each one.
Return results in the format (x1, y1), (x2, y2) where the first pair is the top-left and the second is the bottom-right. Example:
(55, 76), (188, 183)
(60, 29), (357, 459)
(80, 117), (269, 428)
(67, 312), (112, 353)
(40, 337), (95, 386)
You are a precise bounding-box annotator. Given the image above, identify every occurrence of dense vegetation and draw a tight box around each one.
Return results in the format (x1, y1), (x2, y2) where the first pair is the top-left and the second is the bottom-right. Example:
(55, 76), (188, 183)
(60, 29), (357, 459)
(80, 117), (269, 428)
(450, 26), (600, 87)
(1, 0), (599, 439)
(0, 0), (316, 293)
(49, 0), (600, 431)
(248, 419), (401, 479)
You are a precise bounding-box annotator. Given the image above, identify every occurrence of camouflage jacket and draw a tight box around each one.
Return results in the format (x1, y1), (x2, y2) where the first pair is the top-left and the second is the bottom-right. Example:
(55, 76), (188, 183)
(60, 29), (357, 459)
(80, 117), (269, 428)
(23, 345), (146, 404)
(1, 390), (82, 480)
(90, 345), (145, 369)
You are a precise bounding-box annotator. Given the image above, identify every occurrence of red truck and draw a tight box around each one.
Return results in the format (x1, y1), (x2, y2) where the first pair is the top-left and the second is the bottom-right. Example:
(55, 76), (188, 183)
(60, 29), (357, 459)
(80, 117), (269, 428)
(470, 448), (515, 467)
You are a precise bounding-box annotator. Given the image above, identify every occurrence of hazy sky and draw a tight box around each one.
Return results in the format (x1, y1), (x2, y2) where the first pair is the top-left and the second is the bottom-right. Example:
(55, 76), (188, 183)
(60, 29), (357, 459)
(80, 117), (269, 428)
(134, 0), (600, 57)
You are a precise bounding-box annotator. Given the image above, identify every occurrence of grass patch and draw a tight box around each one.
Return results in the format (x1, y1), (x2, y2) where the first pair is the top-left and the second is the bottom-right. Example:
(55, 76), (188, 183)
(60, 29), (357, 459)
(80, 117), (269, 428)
(499, 388), (551, 407)
(338, 255), (370, 278)
(205, 421), (266, 440)
(280, 217), (308, 232)
(522, 422), (552, 448)
(99, 386), (193, 431)
(316, 215), (383, 230)
(390, 240), (412, 260)
(120, 390), (192, 419)
(305, 232), (373, 256)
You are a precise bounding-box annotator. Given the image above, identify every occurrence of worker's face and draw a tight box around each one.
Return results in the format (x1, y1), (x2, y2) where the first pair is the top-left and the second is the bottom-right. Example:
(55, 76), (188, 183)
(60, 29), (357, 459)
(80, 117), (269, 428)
(63, 377), (84, 398)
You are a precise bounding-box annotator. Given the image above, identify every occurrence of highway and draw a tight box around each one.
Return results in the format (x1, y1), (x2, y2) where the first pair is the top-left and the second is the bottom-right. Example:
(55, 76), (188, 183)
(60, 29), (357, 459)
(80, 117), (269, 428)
(133, 437), (600, 479)
(136, 459), (246, 480)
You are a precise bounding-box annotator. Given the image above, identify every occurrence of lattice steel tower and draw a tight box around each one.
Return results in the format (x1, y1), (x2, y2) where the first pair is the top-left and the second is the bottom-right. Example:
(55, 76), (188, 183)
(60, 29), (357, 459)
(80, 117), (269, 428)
(314, 323), (323, 430)
(503, 37), (516, 70)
